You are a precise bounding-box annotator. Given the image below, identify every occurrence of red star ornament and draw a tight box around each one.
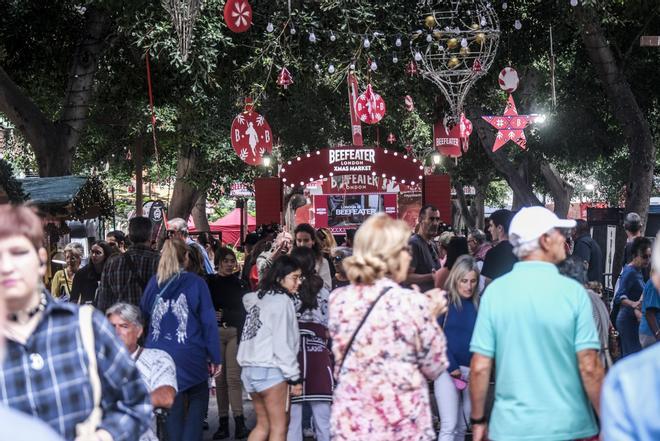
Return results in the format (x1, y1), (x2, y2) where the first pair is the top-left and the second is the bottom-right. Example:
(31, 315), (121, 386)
(482, 95), (532, 152)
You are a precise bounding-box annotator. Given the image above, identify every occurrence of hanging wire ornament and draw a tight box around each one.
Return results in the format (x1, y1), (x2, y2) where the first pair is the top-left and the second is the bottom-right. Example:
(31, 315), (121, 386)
(412, 0), (500, 120)
(162, 0), (203, 62)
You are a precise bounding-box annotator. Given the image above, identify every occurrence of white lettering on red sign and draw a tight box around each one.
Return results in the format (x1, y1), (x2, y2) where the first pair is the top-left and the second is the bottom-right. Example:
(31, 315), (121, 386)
(329, 149), (376, 165)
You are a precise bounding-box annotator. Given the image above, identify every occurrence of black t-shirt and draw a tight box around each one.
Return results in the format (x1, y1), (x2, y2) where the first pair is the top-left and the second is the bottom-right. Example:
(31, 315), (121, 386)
(481, 240), (518, 280)
(207, 274), (248, 330)
(70, 264), (101, 305)
(573, 234), (604, 284)
(408, 233), (440, 292)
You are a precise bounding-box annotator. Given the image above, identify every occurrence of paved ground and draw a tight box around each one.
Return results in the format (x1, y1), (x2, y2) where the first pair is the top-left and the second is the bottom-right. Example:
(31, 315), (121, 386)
(203, 390), (256, 441)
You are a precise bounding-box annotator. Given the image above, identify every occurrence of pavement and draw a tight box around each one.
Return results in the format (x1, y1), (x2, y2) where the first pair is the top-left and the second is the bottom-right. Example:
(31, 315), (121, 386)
(203, 390), (256, 441)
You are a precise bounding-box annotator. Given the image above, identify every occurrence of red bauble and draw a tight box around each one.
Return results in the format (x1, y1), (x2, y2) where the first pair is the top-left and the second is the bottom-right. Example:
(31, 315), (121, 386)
(224, 0), (252, 33)
(355, 84), (386, 125)
(277, 67), (293, 89)
(230, 110), (273, 165)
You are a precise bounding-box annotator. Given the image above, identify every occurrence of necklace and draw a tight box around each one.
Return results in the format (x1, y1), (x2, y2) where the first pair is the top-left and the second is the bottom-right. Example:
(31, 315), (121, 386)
(8, 291), (47, 322)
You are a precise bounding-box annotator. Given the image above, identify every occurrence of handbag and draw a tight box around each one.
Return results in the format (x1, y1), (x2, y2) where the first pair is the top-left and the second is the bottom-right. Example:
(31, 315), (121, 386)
(75, 305), (103, 440)
(335, 286), (392, 383)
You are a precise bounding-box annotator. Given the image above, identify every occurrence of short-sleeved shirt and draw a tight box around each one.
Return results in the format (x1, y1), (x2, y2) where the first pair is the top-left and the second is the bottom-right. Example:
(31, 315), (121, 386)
(639, 280), (660, 337)
(572, 234), (604, 284)
(480, 240), (517, 281)
(133, 348), (178, 441)
(470, 261), (600, 441)
(408, 234), (440, 292)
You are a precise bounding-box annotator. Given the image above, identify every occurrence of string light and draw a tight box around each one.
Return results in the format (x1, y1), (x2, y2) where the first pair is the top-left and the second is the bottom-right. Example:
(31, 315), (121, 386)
(370, 60), (378, 71)
(392, 54), (399, 63)
(414, 51), (422, 61)
(330, 32), (336, 42)
(266, 22), (274, 33)
(328, 64), (336, 73)
(426, 34), (433, 42)
(363, 37), (371, 49)
(289, 25), (296, 35)
(502, 2), (508, 10)
(308, 32), (317, 43)
(570, 0), (578, 5)
(514, 19), (522, 30)
(395, 37), (402, 47)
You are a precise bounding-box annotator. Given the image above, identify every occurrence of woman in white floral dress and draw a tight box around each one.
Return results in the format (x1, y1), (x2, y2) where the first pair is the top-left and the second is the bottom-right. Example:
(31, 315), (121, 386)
(328, 214), (449, 441)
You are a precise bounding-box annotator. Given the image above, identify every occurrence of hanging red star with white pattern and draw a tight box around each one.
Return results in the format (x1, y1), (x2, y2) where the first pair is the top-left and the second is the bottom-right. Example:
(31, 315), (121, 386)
(482, 95), (532, 152)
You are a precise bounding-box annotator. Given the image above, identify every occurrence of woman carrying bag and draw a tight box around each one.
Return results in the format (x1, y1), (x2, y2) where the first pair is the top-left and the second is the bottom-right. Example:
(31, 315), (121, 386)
(434, 255), (480, 441)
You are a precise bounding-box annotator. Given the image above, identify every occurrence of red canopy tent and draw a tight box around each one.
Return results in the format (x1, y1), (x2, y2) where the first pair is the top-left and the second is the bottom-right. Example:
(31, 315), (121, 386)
(188, 208), (256, 246)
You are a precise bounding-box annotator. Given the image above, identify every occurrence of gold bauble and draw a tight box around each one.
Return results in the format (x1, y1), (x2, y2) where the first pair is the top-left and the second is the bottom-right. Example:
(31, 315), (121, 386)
(460, 47), (470, 56)
(447, 38), (458, 49)
(425, 15), (436, 29)
(475, 33), (486, 44)
(470, 23), (481, 30)
(448, 57), (460, 68)
(433, 30), (444, 40)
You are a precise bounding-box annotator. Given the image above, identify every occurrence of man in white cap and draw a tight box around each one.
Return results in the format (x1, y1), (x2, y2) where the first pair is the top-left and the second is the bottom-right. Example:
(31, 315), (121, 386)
(469, 206), (604, 441)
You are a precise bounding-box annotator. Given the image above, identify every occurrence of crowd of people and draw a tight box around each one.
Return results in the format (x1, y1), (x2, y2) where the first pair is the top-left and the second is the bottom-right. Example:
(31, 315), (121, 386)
(0, 202), (658, 441)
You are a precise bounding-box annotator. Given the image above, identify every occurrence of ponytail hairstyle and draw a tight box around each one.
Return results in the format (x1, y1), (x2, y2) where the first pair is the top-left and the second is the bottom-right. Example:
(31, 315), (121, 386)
(157, 238), (187, 286)
(290, 246), (324, 313)
(344, 214), (411, 285)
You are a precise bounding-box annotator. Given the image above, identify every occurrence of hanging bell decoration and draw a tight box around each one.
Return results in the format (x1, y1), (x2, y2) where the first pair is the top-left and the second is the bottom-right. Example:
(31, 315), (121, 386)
(276, 67), (294, 89)
(406, 60), (418, 76)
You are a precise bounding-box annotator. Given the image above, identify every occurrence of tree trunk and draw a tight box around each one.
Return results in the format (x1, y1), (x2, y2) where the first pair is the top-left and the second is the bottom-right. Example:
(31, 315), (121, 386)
(454, 183), (476, 229)
(192, 193), (210, 232)
(0, 6), (109, 176)
(578, 6), (656, 225)
(538, 159), (574, 217)
(471, 110), (543, 208)
(168, 146), (201, 220)
(471, 175), (488, 230)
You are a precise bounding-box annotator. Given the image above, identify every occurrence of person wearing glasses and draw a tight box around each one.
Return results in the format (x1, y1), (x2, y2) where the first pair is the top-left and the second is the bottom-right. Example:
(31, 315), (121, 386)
(614, 236), (652, 357)
(237, 255), (304, 441)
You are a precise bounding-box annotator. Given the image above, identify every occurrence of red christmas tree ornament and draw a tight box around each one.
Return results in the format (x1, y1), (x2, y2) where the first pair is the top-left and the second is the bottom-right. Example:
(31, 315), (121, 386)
(406, 60), (418, 76)
(472, 58), (483, 73)
(404, 144), (414, 154)
(404, 95), (415, 112)
(276, 67), (293, 89)
(387, 133), (397, 144)
(482, 95), (532, 152)
(230, 102), (274, 166)
(355, 84), (386, 125)
(224, 0), (253, 33)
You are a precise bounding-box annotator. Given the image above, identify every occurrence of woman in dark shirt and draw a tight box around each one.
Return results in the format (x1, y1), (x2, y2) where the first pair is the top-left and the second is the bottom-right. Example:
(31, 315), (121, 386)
(208, 247), (249, 440)
(71, 240), (114, 305)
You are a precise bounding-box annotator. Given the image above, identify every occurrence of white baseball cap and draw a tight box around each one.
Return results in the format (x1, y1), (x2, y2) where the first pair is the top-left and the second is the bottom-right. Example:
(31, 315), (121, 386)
(509, 206), (576, 244)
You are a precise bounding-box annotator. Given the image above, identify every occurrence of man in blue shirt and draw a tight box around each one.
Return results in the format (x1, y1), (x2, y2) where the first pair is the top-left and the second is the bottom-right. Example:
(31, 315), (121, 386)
(602, 234), (660, 440)
(469, 207), (604, 441)
(639, 278), (660, 348)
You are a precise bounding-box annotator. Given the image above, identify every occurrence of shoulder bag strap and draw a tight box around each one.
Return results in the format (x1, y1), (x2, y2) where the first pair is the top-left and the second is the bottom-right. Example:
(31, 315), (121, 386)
(336, 286), (392, 379)
(76, 305), (103, 439)
(123, 252), (147, 290)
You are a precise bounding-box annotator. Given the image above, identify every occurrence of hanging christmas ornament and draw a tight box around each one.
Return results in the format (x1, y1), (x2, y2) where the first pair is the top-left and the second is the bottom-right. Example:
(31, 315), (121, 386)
(514, 19), (522, 30)
(404, 95), (415, 112)
(406, 60), (419, 76)
(330, 32), (337, 42)
(405, 144), (414, 154)
(363, 37), (371, 49)
(387, 133), (397, 144)
(223, 0), (252, 33)
(370, 60), (378, 71)
(355, 84), (386, 125)
(328, 64), (336, 74)
(266, 22), (274, 33)
(392, 54), (399, 63)
(231, 100), (274, 165)
(308, 32), (317, 43)
(411, 0), (500, 119)
(498, 67), (519, 93)
(570, 0), (579, 6)
(482, 95), (532, 152)
(277, 67), (293, 89)
(395, 36), (403, 47)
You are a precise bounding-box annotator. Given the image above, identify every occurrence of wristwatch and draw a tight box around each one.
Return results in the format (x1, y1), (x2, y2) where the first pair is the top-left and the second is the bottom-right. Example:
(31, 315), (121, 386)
(470, 415), (487, 425)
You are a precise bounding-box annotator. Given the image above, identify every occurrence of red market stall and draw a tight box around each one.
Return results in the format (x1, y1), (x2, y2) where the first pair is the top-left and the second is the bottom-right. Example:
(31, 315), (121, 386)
(189, 208), (256, 245)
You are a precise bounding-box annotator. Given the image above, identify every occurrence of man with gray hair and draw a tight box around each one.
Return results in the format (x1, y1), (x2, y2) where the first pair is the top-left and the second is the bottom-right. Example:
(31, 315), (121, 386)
(107, 303), (177, 441)
(622, 212), (644, 266)
(469, 206), (603, 441)
(167, 218), (215, 275)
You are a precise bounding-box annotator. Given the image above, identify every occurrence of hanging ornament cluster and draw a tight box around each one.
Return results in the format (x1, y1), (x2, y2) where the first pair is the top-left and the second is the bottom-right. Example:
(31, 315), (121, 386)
(224, 0), (253, 33)
(355, 84), (386, 125)
(230, 98), (274, 165)
(277, 67), (294, 89)
(482, 69), (533, 152)
(412, 0), (500, 119)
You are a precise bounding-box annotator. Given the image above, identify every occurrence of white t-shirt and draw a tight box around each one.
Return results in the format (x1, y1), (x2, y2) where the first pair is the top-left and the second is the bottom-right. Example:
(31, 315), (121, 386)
(133, 347), (178, 441)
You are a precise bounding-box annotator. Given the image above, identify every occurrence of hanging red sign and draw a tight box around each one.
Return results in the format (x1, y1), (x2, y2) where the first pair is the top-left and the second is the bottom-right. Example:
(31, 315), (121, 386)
(231, 109), (273, 166)
(434, 114), (472, 158)
(224, 0), (253, 33)
(347, 73), (364, 146)
(355, 84), (386, 125)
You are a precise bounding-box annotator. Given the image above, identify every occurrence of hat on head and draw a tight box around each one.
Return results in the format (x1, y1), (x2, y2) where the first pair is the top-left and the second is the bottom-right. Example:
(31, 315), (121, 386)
(509, 206), (576, 245)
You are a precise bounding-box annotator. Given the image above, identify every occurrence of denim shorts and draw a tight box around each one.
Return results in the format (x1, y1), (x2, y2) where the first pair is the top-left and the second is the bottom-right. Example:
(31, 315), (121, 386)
(241, 366), (286, 393)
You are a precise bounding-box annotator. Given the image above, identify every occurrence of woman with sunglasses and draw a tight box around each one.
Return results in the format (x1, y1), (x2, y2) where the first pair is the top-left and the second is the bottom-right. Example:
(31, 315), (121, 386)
(237, 255), (303, 441)
(70, 240), (114, 305)
(614, 236), (652, 357)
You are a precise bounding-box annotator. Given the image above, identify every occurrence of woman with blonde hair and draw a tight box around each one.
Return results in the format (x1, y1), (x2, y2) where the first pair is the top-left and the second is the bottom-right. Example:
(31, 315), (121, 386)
(328, 214), (448, 441)
(434, 255), (480, 441)
(140, 238), (222, 441)
(50, 242), (83, 301)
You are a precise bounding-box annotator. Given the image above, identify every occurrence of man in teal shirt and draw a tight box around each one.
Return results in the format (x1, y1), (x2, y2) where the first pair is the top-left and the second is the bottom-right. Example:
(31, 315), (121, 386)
(469, 206), (604, 441)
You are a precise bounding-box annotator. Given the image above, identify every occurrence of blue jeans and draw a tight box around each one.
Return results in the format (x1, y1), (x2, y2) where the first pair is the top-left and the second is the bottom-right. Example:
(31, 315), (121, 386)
(166, 381), (209, 441)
